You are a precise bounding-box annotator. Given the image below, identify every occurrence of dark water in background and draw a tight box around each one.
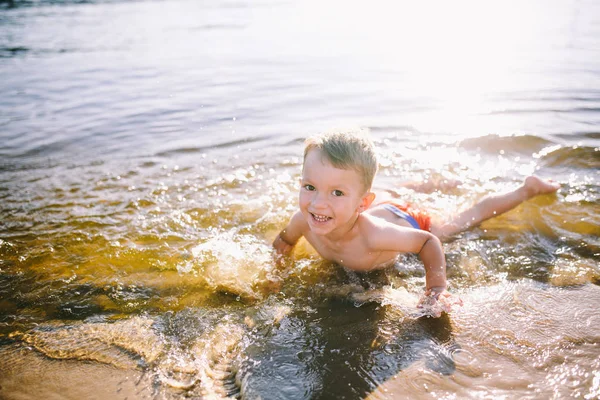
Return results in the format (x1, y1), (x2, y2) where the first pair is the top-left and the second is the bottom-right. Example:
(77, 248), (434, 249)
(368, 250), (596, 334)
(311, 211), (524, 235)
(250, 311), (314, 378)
(1, 0), (599, 399)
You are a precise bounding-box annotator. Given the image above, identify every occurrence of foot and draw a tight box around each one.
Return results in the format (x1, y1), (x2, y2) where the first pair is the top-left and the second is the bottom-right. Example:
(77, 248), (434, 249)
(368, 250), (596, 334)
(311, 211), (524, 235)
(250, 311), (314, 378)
(523, 176), (560, 197)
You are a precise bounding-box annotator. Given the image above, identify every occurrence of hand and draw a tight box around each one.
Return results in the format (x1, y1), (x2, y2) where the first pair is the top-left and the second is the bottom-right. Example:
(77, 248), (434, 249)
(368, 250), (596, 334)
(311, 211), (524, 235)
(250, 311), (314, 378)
(417, 287), (463, 318)
(273, 233), (293, 255)
(272, 234), (295, 273)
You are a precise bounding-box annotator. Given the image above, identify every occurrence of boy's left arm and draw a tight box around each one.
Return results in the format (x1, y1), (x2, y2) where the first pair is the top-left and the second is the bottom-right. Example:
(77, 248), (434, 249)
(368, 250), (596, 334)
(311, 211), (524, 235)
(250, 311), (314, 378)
(415, 233), (447, 294)
(373, 225), (447, 290)
(371, 225), (461, 314)
(413, 231), (463, 313)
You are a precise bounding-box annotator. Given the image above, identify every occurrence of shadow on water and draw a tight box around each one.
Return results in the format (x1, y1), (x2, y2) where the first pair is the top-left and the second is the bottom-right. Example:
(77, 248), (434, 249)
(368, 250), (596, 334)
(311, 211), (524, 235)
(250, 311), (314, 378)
(239, 294), (457, 400)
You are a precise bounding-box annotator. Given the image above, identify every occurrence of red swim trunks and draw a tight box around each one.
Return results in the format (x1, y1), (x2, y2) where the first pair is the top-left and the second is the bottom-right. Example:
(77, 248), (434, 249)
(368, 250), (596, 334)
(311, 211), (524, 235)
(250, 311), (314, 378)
(379, 201), (432, 232)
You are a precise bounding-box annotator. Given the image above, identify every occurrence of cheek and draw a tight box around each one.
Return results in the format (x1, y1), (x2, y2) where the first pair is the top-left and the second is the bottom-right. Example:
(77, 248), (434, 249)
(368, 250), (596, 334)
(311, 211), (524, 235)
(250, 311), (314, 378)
(298, 191), (309, 207)
(338, 198), (359, 213)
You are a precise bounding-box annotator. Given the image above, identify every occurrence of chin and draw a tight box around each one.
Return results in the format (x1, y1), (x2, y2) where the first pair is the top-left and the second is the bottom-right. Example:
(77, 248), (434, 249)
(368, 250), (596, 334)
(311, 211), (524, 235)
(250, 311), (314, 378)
(307, 220), (334, 236)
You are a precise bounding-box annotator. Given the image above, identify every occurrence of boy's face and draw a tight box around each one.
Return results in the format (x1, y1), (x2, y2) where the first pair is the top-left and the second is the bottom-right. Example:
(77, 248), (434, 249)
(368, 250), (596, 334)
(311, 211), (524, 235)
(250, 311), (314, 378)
(299, 149), (372, 236)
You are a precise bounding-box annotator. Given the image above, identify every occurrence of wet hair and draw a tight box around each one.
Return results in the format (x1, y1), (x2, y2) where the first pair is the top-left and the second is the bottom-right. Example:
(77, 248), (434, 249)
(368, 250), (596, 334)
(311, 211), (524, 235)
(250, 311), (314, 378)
(304, 130), (378, 191)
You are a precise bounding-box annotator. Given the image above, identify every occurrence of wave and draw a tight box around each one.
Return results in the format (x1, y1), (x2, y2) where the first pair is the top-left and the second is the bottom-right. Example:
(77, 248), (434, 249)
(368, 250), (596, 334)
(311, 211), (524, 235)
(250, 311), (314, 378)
(537, 145), (600, 169)
(552, 131), (600, 142)
(458, 134), (554, 154)
(155, 135), (275, 158)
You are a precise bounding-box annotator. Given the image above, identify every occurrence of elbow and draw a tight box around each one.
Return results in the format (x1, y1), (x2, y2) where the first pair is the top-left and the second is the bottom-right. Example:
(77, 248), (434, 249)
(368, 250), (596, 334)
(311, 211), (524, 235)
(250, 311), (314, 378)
(417, 233), (445, 271)
(417, 232), (439, 255)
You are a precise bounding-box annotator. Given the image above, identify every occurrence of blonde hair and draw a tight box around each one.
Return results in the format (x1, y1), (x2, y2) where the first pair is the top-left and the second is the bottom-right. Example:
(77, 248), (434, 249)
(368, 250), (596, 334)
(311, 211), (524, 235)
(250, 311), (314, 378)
(304, 131), (378, 191)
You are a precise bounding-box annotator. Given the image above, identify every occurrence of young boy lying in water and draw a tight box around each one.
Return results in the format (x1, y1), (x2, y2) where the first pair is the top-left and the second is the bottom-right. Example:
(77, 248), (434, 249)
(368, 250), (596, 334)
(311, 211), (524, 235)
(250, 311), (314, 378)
(272, 131), (560, 315)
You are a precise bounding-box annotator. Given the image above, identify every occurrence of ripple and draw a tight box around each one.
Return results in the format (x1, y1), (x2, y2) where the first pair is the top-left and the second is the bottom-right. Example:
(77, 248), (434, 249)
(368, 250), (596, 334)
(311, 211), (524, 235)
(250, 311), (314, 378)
(154, 135), (274, 157)
(0, 46), (29, 58)
(450, 348), (482, 378)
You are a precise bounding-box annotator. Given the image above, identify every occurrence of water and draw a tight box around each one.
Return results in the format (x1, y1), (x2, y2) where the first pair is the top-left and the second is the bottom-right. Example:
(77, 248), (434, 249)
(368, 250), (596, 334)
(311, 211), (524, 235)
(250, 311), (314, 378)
(1, 0), (599, 398)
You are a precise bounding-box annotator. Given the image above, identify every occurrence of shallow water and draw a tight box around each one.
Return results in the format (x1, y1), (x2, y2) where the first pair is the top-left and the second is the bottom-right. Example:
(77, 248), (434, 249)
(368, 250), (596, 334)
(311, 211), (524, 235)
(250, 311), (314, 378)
(1, 0), (600, 399)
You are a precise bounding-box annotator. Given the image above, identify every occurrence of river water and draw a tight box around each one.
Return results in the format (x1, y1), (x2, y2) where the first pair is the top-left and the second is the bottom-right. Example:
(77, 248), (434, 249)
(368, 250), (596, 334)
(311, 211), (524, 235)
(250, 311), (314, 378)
(1, 0), (599, 399)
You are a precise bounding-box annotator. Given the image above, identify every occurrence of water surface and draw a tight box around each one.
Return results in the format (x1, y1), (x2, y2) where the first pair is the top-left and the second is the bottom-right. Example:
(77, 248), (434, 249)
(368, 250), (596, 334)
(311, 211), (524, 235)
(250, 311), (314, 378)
(1, 0), (599, 399)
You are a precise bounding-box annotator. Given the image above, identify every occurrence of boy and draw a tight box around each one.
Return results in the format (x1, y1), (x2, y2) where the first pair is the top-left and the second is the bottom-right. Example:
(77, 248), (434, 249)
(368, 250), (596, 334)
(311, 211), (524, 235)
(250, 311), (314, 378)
(272, 131), (560, 313)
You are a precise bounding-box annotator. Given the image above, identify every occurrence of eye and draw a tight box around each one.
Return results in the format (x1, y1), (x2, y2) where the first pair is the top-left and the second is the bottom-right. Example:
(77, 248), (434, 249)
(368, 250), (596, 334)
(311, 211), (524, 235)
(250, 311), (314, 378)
(303, 184), (316, 191)
(332, 189), (344, 197)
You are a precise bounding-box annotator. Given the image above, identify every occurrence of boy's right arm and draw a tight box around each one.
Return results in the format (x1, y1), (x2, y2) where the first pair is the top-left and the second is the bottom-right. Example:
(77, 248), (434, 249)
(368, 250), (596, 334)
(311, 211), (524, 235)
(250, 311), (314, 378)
(272, 211), (306, 255)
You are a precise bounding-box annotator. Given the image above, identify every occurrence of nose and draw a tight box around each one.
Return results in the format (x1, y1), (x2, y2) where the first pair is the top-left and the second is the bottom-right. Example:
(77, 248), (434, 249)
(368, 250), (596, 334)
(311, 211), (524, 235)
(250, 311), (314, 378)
(310, 191), (327, 209)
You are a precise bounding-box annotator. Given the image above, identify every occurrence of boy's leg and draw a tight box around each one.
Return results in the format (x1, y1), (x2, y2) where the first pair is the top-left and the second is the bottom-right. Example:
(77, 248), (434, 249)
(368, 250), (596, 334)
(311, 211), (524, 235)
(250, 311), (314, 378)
(431, 176), (559, 241)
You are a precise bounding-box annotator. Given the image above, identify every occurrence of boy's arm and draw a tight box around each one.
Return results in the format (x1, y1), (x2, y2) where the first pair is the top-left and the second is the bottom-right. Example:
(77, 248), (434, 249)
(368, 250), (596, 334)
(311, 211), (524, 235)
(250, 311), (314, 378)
(368, 220), (461, 316)
(370, 224), (447, 293)
(273, 211), (306, 255)
(414, 233), (447, 294)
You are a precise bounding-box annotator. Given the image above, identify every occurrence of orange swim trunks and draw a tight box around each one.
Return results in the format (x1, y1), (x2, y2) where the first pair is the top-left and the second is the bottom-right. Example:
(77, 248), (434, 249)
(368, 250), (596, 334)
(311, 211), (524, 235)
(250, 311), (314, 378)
(379, 201), (432, 232)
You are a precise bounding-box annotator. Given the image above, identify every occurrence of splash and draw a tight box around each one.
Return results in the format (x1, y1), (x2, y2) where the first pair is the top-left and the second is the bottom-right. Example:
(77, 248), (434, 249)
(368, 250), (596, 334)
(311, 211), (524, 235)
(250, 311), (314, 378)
(351, 286), (460, 319)
(153, 321), (248, 398)
(179, 230), (278, 300)
(13, 317), (164, 370)
(11, 316), (251, 398)
(192, 322), (247, 398)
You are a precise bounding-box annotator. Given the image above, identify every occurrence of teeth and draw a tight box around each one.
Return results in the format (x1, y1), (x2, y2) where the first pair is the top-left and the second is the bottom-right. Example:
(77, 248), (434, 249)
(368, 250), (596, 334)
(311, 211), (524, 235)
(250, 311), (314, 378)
(312, 213), (330, 222)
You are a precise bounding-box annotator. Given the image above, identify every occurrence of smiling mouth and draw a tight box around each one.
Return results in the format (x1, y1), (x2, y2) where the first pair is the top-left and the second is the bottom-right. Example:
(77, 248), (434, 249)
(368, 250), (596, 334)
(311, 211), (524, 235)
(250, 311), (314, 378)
(311, 213), (331, 223)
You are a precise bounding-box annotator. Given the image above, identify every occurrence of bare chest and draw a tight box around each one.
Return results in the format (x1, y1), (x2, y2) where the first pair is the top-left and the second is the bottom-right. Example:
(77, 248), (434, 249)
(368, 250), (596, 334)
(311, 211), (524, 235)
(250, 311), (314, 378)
(303, 232), (398, 272)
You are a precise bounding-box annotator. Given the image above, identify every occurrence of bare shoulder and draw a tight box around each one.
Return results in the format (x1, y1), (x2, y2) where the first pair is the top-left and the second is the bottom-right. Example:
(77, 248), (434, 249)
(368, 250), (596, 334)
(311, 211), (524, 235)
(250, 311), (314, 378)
(357, 212), (389, 232)
(358, 213), (429, 253)
(358, 213), (406, 244)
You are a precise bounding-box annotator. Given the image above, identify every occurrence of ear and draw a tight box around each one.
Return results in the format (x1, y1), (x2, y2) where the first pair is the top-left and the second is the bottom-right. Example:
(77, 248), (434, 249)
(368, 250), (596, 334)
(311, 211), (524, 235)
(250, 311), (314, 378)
(357, 191), (376, 213)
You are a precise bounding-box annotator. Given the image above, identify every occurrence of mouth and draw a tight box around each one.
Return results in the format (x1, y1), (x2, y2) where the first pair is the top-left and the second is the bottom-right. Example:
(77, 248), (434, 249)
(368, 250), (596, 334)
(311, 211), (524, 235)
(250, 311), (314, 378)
(310, 213), (331, 223)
